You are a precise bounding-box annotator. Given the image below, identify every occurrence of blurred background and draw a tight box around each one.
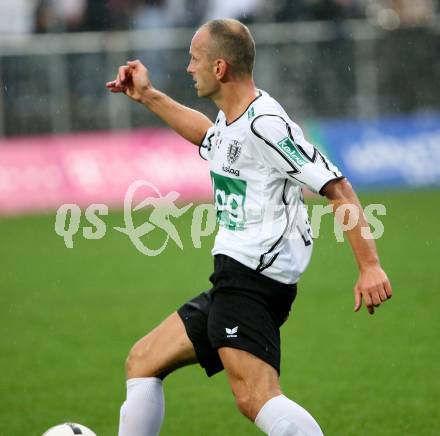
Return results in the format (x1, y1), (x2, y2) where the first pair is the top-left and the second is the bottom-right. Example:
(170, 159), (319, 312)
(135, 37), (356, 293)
(1, 1), (439, 435)
(1, 0), (440, 134)
(1, 0), (440, 213)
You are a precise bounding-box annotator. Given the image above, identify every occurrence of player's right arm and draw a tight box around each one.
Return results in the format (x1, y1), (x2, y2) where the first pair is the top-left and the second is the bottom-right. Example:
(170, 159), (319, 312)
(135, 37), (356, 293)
(250, 114), (392, 314)
(106, 60), (213, 145)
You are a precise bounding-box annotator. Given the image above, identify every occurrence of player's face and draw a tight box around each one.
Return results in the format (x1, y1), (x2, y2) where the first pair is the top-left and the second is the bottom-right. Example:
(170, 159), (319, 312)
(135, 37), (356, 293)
(187, 28), (220, 98)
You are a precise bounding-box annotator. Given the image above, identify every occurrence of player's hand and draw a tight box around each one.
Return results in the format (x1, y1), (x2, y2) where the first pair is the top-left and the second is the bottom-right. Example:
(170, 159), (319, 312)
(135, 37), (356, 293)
(353, 264), (392, 315)
(105, 60), (153, 104)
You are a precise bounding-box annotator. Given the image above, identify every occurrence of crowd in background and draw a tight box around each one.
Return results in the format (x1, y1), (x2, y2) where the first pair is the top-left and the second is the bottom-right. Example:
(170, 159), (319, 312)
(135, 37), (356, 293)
(0, 0), (438, 138)
(0, 0), (438, 35)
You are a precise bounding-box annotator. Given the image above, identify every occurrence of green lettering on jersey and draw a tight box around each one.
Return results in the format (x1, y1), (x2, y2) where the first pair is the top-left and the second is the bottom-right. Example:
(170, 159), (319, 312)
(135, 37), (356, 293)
(276, 137), (308, 167)
(210, 171), (247, 231)
(247, 107), (255, 120)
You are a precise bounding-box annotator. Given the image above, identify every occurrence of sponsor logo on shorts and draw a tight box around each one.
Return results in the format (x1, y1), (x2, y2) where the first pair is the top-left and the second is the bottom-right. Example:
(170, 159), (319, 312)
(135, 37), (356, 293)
(225, 326), (238, 338)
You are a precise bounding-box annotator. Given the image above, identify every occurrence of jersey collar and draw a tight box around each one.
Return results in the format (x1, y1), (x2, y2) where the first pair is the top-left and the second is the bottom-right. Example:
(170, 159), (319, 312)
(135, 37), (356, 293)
(225, 90), (263, 127)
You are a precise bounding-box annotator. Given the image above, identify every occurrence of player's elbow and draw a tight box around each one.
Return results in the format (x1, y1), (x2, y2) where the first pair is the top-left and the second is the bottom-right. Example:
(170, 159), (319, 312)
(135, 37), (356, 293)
(322, 177), (353, 202)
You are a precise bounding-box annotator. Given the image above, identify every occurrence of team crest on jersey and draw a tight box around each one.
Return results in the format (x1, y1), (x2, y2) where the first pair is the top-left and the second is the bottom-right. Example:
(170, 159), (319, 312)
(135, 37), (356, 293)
(227, 140), (242, 165)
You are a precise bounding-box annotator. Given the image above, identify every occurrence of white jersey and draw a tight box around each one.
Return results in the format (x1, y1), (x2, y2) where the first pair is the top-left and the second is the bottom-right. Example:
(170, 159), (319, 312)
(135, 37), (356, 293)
(199, 90), (343, 284)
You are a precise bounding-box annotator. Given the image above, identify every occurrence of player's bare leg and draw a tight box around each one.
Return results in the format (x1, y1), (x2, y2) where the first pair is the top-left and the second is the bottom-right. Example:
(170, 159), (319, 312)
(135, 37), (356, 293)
(125, 311), (198, 379)
(218, 347), (281, 420)
(118, 312), (198, 436)
(219, 347), (324, 436)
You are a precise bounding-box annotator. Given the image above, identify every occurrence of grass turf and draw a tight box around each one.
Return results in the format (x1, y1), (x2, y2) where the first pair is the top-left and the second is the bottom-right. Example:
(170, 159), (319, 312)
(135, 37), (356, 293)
(0, 190), (439, 435)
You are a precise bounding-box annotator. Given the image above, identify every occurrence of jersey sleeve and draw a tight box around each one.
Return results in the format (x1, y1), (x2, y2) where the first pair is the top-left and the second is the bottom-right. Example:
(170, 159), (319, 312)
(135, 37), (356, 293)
(198, 125), (215, 161)
(250, 114), (344, 195)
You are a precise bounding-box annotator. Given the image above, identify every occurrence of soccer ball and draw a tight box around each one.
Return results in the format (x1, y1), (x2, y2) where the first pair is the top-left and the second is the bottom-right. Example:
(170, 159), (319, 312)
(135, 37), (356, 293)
(42, 423), (96, 436)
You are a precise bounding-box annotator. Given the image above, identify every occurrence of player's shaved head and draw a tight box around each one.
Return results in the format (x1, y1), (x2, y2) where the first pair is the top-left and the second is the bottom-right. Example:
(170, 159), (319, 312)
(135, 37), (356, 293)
(201, 19), (256, 77)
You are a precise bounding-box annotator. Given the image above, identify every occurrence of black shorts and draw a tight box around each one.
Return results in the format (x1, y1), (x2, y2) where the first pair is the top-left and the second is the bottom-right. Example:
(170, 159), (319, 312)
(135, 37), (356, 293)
(177, 254), (297, 377)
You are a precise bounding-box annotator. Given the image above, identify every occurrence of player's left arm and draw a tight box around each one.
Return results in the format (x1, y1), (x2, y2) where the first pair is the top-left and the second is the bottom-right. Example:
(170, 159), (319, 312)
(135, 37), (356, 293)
(322, 178), (393, 315)
(106, 60), (213, 145)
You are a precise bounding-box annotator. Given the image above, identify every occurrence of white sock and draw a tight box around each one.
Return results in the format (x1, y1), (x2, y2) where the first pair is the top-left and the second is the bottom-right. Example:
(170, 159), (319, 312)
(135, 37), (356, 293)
(118, 377), (164, 436)
(255, 395), (323, 436)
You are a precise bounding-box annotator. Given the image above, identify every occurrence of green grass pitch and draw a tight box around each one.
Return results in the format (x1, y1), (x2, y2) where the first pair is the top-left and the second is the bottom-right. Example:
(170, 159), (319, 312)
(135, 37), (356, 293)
(1, 190), (439, 435)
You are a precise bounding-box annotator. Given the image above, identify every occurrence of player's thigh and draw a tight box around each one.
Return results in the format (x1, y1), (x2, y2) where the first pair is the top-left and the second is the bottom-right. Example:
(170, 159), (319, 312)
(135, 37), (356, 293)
(218, 347), (282, 420)
(126, 312), (197, 379)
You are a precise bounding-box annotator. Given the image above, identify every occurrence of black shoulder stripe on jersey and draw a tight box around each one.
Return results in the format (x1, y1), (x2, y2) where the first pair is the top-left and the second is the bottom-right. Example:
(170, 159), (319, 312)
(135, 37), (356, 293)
(317, 149), (338, 177)
(198, 146), (207, 161)
(286, 171), (305, 184)
(285, 124), (317, 162)
(198, 131), (208, 161)
(250, 114), (300, 175)
(256, 180), (290, 273)
(311, 147), (318, 162)
(198, 131), (214, 161)
(207, 133), (214, 150)
(281, 178), (288, 205)
(199, 130), (208, 147)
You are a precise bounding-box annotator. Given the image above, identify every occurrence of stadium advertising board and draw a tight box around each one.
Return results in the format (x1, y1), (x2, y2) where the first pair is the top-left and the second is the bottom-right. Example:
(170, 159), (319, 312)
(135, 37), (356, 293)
(0, 129), (211, 215)
(0, 114), (439, 215)
(310, 113), (440, 189)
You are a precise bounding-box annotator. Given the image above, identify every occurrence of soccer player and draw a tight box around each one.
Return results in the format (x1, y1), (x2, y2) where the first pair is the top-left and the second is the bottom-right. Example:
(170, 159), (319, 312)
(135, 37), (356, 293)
(106, 19), (393, 436)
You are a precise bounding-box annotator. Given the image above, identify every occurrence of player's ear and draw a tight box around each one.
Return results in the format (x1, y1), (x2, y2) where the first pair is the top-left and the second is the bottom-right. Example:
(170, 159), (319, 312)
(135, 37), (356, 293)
(214, 59), (228, 80)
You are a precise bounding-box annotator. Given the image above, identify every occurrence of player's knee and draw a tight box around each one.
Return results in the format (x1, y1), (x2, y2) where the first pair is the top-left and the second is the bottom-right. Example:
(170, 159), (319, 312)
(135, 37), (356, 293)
(125, 338), (160, 378)
(125, 348), (145, 378)
(234, 391), (255, 420)
(231, 379), (281, 421)
(232, 384), (263, 421)
(124, 350), (138, 377)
